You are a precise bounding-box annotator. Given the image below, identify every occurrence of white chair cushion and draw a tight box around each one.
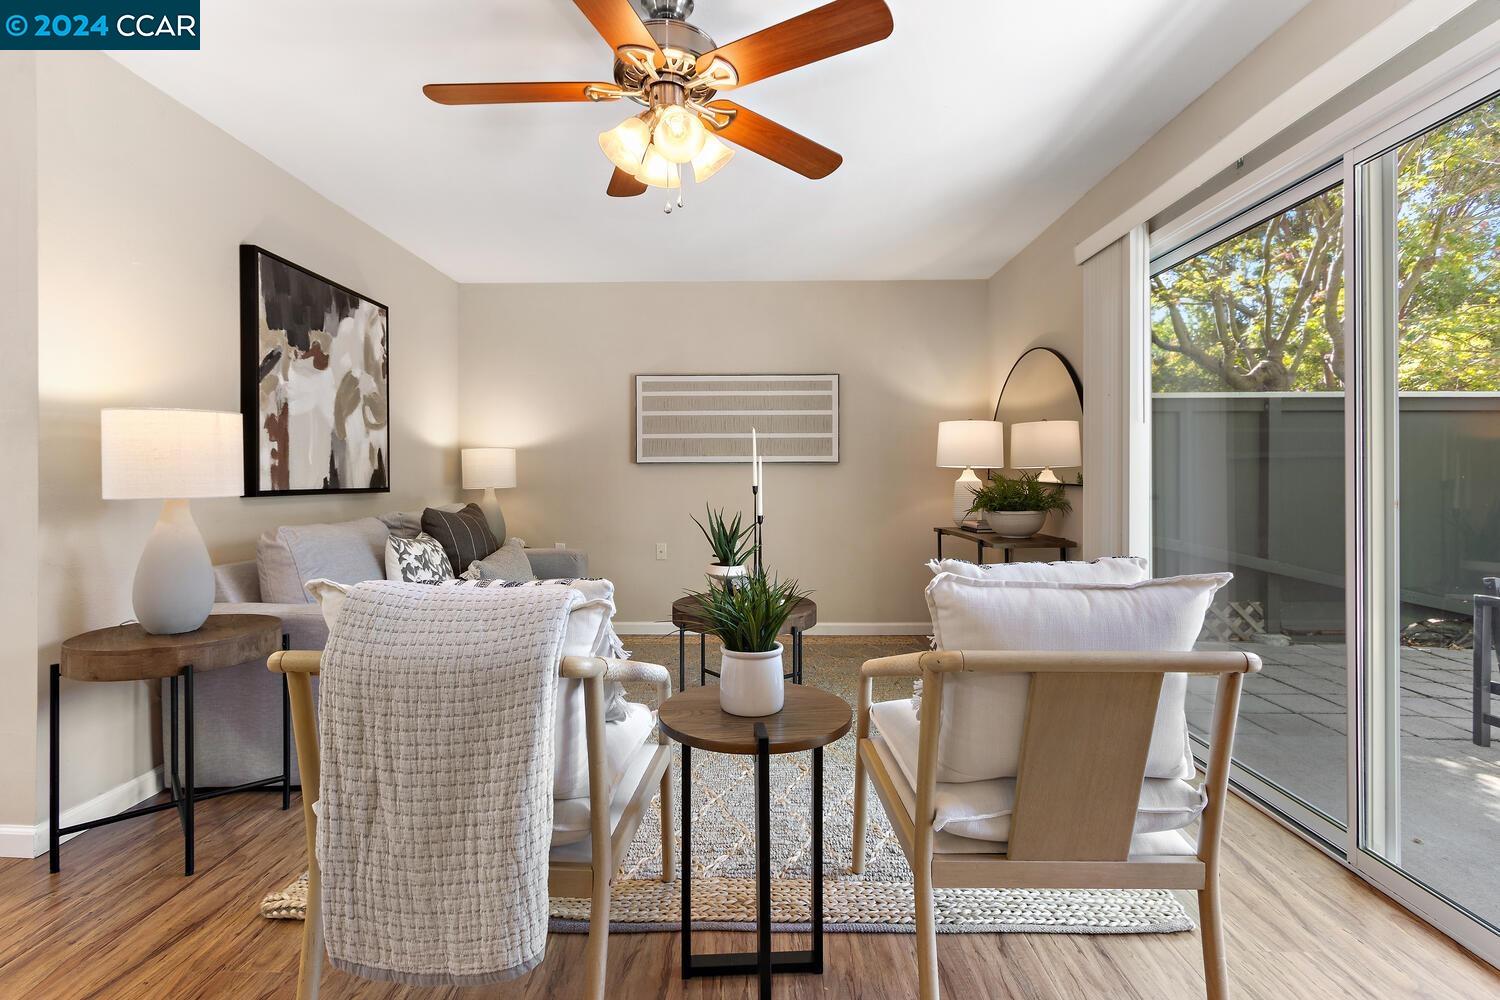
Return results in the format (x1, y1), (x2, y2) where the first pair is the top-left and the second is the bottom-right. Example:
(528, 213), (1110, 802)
(869, 700), (1205, 842)
(926, 555), (1148, 583)
(868, 734), (1200, 856)
(551, 710), (658, 850)
(921, 571), (1231, 783)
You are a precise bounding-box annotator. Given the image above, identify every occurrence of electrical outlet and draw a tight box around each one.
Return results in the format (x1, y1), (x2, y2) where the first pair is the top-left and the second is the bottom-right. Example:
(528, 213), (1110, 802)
(655, 543), (668, 561)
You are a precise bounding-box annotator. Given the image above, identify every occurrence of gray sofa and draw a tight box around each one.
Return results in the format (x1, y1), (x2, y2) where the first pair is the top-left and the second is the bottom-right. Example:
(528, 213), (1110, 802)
(166, 505), (587, 787)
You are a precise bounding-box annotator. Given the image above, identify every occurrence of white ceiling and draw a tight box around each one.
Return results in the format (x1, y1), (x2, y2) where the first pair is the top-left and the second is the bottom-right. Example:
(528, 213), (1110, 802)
(113, 1), (1308, 283)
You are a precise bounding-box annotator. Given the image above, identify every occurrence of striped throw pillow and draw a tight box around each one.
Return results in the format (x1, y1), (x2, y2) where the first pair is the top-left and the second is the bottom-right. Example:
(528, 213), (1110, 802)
(421, 503), (500, 576)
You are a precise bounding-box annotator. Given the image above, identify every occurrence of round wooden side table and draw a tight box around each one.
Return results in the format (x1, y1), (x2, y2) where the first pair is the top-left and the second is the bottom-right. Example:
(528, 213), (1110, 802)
(658, 684), (851, 1000)
(670, 595), (818, 692)
(51, 614), (286, 876)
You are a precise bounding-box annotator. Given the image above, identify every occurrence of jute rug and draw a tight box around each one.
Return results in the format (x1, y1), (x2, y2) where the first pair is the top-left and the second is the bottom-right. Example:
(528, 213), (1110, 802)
(261, 635), (1193, 935)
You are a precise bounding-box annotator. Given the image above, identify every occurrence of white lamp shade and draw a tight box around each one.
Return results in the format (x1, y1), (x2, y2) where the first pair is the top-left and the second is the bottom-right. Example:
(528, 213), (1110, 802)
(1010, 420), (1082, 469)
(936, 420), (1005, 469)
(462, 447), (517, 490)
(100, 409), (242, 500)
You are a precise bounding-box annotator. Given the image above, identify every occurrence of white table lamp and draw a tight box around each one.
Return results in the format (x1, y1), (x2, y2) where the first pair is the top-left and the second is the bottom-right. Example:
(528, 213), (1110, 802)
(936, 420), (1005, 528)
(1010, 420), (1081, 483)
(461, 447), (517, 539)
(101, 409), (242, 635)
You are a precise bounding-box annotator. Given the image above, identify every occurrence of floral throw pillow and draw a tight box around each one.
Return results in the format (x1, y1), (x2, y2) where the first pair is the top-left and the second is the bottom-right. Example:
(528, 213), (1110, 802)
(384, 532), (453, 584)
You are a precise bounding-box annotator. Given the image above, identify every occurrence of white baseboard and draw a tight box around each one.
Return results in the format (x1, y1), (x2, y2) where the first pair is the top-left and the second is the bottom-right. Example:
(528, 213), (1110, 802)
(615, 622), (932, 637)
(0, 767), (164, 859)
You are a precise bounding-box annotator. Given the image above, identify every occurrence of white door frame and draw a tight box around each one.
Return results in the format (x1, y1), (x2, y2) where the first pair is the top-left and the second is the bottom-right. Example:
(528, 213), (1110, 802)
(1345, 63), (1500, 969)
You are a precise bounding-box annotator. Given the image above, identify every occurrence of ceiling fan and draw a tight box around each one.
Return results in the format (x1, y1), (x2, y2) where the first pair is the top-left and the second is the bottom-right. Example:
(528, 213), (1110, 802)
(422, 0), (894, 208)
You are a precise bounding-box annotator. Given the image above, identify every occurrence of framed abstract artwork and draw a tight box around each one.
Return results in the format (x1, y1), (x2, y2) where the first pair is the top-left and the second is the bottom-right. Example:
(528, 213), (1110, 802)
(239, 245), (390, 496)
(634, 374), (839, 463)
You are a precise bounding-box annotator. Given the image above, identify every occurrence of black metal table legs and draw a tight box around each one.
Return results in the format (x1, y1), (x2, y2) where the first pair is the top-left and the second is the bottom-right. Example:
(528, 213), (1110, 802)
(686, 627), (805, 687)
(48, 663), (59, 873)
(680, 733), (826, 997)
(48, 633), (294, 876)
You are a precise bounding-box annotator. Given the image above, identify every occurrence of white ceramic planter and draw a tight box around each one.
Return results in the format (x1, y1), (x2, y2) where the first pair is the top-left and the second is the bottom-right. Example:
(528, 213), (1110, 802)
(705, 562), (748, 582)
(983, 509), (1047, 538)
(719, 644), (785, 717)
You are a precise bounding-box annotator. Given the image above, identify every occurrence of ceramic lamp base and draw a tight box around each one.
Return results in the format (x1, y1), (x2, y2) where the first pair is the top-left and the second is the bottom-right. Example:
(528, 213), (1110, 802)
(951, 468), (982, 527)
(132, 499), (214, 635)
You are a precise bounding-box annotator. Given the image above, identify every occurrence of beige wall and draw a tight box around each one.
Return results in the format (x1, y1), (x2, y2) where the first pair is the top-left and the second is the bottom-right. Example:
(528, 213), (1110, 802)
(0, 56), (41, 833)
(26, 54), (461, 827)
(459, 281), (993, 625)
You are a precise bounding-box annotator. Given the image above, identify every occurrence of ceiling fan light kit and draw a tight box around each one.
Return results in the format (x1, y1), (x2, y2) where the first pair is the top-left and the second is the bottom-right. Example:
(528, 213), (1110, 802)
(424, 0), (893, 207)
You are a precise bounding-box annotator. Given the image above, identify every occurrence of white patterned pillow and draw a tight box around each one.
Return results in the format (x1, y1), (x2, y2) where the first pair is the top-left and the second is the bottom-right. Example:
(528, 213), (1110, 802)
(384, 532), (453, 584)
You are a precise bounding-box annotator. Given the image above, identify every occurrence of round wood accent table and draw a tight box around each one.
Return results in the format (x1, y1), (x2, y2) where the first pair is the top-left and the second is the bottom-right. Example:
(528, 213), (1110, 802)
(52, 615), (287, 876)
(670, 595), (818, 691)
(658, 684), (851, 998)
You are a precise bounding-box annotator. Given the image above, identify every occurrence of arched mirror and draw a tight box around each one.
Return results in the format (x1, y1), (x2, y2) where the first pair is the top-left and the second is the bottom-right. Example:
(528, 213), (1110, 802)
(994, 347), (1083, 485)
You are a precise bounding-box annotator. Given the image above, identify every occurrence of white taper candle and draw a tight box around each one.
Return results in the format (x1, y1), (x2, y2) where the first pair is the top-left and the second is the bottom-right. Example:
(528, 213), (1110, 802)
(751, 427), (759, 487)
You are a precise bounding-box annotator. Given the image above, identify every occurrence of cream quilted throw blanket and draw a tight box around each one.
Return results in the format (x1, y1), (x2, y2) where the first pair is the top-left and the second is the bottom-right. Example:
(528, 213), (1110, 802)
(317, 580), (575, 986)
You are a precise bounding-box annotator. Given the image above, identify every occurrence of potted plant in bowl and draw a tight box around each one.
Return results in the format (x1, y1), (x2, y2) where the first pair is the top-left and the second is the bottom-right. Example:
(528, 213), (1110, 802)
(967, 471), (1072, 538)
(689, 572), (810, 716)
(692, 506), (756, 585)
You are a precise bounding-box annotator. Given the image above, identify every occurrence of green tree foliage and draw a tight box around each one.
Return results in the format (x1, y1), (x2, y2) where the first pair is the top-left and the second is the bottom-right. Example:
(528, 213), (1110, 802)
(1152, 95), (1499, 393)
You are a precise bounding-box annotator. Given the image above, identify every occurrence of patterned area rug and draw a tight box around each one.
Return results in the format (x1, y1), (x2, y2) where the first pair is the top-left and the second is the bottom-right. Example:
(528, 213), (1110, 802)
(261, 635), (1193, 935)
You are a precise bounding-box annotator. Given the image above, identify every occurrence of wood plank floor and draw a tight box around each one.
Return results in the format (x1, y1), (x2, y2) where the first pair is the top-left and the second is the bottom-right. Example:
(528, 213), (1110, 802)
(1, 788), (1496, 999)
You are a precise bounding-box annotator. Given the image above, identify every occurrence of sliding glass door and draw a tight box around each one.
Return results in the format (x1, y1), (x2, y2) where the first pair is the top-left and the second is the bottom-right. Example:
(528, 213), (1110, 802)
(1353, 86), (1500, 941)
(1150, 174), (1351, 842)
(1150, 63), (1500, 962)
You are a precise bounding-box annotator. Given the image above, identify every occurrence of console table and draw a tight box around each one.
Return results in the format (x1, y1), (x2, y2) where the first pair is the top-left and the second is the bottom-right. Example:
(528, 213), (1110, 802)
(51, 614), (288, 875)
(658, 684), (851, 1000)
(933, 526), (1077, 564)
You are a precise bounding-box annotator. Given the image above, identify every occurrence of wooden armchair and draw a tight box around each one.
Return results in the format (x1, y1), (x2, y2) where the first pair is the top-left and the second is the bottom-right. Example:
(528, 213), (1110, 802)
(850, 648), (1261, 1000)
(268, 650), (675, 1000)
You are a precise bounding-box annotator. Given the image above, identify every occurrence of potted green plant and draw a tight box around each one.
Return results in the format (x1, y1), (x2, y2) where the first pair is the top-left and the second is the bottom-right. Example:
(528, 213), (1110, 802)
(967, 471), (1072, 538)
(691, 506), (757, 584)
(688, 572), (810, 716)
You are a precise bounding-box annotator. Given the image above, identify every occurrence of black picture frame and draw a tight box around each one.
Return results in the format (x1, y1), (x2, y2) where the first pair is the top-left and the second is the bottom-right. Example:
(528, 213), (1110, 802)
(239, 245), (391, 497)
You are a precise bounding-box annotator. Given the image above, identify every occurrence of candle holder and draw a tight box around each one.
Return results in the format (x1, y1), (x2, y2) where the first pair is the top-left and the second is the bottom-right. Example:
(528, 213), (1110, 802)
(750, 484), (764, 576)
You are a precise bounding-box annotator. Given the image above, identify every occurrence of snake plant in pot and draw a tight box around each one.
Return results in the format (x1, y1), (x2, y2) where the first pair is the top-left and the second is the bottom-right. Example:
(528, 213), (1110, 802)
(689, 572), (810, 716)
(692, 505), (757, 585)
(967, 471), (1072, 538)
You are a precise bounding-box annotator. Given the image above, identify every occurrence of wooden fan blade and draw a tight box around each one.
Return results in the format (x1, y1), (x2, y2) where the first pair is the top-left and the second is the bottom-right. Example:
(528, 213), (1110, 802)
(422, 82), (614, 105)
(573, 0), (661, 55)
(695, 0), (892, 87)
(607, 167), (648, 197)
(706, 101), (842, 179)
